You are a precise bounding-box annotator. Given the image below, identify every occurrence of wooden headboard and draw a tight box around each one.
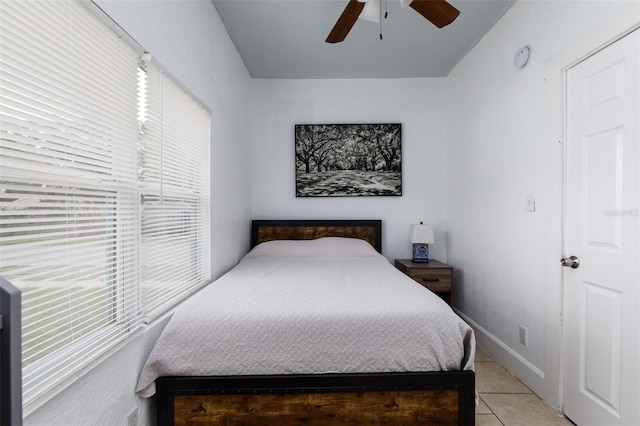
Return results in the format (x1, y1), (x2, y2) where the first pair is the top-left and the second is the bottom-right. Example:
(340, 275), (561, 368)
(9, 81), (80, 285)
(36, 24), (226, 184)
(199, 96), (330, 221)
(251, 220), (382, 253)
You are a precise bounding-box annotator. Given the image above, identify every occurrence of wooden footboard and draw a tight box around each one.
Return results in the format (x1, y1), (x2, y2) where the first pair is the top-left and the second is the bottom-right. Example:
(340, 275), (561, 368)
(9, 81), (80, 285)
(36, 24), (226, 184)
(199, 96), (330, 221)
(156, 371), (475, 425)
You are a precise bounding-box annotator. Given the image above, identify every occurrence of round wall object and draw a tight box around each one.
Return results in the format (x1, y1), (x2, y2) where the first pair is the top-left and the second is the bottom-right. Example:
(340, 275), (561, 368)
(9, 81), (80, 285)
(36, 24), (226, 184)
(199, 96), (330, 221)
(514, 46), (530, 68)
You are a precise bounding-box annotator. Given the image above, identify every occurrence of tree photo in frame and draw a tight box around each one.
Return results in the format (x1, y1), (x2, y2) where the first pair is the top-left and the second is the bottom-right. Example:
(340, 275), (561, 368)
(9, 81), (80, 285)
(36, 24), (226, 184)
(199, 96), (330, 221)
(295, 123), (402, 197)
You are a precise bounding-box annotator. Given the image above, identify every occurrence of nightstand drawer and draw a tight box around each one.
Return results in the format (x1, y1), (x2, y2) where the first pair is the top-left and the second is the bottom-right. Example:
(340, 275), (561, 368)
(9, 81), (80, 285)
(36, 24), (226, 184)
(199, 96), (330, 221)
(394, 259), (454, 306)
(407, 270), (452, 292)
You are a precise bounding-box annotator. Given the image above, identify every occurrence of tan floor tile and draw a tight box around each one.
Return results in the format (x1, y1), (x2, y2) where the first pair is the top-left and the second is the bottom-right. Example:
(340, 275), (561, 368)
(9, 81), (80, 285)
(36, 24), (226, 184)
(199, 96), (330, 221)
(482, 394), (572, 426)
(475, 414), (504, 426)
(476, 362), (531, 394)
(476, 347), (495, 363)
(476, 396), (493, 414)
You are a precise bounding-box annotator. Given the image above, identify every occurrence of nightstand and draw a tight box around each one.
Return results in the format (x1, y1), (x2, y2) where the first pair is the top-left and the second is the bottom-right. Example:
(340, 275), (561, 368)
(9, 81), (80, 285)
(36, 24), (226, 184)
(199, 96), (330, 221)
(394, 259), (454, 307)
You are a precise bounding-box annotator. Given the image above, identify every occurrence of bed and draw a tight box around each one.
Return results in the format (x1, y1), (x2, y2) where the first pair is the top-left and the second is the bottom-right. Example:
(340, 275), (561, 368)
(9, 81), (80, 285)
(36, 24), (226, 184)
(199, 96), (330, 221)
(136, 220), (476, 425)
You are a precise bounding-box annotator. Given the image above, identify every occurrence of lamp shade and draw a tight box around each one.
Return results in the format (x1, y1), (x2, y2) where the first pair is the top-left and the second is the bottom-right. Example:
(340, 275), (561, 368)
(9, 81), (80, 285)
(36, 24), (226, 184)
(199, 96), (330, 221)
(409, 223), (435, 244)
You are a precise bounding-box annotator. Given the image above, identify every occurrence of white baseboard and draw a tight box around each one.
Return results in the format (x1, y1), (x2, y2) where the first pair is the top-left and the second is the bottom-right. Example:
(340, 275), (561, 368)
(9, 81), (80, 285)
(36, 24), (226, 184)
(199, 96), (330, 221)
(456, 309), (545, 398)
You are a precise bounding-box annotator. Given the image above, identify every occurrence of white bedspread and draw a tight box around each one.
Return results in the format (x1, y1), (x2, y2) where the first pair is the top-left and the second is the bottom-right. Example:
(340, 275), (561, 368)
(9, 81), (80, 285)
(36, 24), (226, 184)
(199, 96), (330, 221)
(135, 238), (475, 397)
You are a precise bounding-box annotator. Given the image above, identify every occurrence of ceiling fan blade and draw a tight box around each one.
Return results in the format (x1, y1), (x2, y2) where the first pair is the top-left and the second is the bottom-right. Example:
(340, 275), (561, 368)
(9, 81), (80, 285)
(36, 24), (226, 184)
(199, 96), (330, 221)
(409, 0), (460, 28)
(326, 0), (366, 43)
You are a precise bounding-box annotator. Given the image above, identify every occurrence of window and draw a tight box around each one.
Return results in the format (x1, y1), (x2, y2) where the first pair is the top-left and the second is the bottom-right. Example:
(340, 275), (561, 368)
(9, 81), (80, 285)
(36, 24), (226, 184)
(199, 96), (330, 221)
(137, 61), (211, 315)
(0, 0), (210, 405)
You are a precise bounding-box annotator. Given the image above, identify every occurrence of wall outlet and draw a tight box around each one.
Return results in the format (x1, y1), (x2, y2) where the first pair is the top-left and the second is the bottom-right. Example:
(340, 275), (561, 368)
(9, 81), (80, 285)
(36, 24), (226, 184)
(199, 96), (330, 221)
(519, 326), (528, 346)
(126, 408), (138, 426)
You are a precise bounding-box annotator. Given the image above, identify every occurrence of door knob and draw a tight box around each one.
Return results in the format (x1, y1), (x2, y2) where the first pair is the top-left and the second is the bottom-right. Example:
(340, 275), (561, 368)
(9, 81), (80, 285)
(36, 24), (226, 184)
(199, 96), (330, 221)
(561, 256), (580, 269)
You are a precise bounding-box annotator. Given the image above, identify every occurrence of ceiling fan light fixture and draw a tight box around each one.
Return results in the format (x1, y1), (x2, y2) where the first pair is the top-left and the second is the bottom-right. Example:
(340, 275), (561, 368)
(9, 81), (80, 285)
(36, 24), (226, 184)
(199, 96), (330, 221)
(326, 0), (459, 44)
(359, 0), (381, 23)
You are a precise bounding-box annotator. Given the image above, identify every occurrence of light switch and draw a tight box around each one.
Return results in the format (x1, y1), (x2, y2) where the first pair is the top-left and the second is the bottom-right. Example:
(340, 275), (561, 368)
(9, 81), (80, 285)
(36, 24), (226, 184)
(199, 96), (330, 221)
(526, 194), (536, 212)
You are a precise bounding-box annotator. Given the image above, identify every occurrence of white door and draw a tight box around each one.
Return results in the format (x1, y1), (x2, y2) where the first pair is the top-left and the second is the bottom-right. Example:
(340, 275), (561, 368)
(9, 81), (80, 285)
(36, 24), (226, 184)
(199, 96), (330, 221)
(564, 29), (640, 426)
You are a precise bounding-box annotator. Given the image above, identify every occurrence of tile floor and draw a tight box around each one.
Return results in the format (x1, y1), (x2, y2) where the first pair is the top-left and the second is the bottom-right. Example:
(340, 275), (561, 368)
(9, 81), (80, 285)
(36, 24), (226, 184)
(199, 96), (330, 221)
(475, 347), (575, 426)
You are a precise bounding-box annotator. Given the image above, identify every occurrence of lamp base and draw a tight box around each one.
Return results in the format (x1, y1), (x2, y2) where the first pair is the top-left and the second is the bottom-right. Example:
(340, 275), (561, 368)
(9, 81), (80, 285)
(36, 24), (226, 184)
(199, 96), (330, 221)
(412, 243), (430, 263)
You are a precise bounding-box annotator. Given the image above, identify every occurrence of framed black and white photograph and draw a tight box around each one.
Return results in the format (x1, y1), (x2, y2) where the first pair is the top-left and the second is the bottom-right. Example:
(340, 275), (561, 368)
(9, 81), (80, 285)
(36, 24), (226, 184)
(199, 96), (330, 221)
(295, 123), (402, 197)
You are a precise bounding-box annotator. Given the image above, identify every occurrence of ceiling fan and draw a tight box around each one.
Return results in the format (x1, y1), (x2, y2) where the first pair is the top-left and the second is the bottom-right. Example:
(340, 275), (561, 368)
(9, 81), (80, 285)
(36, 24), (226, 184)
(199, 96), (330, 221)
(326, 0), (460, 43)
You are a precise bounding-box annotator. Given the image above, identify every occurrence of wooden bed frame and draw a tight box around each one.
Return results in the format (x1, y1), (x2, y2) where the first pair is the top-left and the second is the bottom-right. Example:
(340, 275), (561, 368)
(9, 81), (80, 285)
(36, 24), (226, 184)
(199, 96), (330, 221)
(154, 219), (475, 425)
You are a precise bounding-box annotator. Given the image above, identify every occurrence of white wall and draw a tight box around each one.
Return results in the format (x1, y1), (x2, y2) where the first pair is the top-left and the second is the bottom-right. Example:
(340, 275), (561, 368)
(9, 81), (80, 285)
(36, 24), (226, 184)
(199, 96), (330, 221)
(250, 78), (449, 262)
(446, 0), (630, 404)
(23, 1), (252, 424)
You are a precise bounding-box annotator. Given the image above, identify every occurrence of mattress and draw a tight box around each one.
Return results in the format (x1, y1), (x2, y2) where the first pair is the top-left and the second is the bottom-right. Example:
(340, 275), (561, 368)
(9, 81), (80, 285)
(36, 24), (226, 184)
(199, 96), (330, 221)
(135, 237), (475, 397)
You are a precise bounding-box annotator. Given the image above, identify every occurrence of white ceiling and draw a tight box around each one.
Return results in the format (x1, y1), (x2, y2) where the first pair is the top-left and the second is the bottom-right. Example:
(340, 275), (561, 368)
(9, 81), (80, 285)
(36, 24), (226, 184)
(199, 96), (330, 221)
(212, 0), (516, 79)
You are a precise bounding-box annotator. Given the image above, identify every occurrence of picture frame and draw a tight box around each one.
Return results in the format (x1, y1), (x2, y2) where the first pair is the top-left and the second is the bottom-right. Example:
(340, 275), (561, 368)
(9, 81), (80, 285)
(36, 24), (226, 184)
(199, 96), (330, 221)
(295, 123), (402, 197)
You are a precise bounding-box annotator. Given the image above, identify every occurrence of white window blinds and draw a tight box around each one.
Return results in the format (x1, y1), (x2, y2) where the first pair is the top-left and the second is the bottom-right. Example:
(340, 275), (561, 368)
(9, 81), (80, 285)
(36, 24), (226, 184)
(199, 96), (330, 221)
(137, 58), (211, 316)
(0, 0), (210, 405)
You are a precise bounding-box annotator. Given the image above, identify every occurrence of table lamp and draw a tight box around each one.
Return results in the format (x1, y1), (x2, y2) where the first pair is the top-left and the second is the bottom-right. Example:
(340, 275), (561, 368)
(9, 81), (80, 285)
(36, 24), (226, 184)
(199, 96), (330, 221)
(409, 222), (435, 262)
